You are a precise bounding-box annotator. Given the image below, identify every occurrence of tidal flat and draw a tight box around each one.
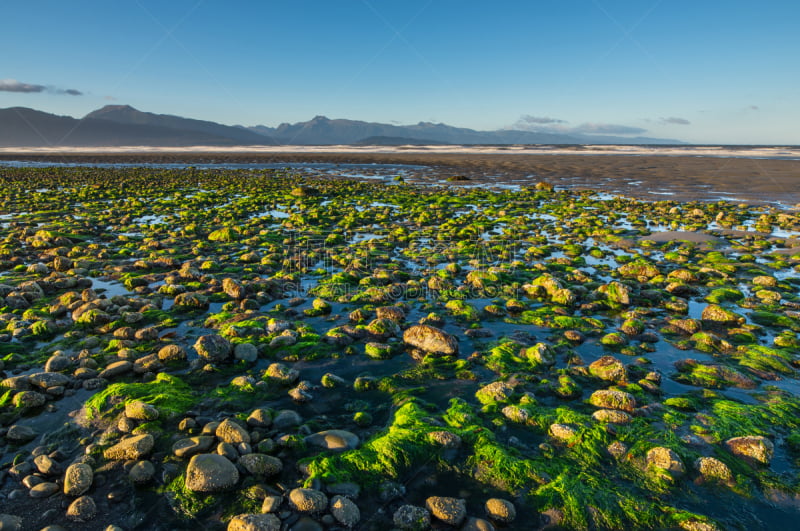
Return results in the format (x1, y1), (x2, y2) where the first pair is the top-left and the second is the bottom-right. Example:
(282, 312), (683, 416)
(1, 164), (800, 530)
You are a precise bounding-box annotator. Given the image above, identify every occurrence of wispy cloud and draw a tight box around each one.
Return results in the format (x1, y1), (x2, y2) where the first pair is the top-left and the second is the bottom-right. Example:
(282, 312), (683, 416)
(0, 78), (82, 95)
(516, 115), (567, 126)
(660, 116), (690, 125)
(510, 114), (648, 136)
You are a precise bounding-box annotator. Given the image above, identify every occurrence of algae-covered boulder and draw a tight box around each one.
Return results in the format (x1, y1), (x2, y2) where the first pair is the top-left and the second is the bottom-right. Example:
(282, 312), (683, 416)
(701, 304), (745, 326)
(403, 325), (459, 356)
(646, 446), (685, 478)
(725, 436), (774, 465)
(524, 343), (556, 366)
(124, 400), (159, 421)
(194, 334), (232, 363)
(588, 390), (636, 412)
(476, 380), (515, 405)
(185, 454), (239, 492)
(599, 281), (631, 306)
(618, 261), (660, 279)
(588, 356), (626, 383)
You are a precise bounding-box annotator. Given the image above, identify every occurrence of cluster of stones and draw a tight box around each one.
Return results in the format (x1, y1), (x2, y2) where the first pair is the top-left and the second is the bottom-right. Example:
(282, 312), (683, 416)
(391, 496), (516, 531)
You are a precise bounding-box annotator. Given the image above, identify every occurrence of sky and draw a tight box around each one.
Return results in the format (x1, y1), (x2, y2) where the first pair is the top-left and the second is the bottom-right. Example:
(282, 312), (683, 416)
(1, 1), (799, 144)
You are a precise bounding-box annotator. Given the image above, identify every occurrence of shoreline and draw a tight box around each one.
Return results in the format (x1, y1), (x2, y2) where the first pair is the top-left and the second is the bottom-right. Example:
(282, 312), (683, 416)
(1, 150), (799, 206)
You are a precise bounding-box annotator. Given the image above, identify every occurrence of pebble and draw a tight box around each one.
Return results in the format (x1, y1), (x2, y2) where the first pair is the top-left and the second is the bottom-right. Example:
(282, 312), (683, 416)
(66, 495), (97, 522)
(64, 463), (93, 496)
(288, 488), (328, 514)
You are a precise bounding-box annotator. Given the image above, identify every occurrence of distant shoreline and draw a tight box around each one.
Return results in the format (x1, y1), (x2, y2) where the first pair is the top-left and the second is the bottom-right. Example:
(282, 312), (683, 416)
(1, 149), (799, 207)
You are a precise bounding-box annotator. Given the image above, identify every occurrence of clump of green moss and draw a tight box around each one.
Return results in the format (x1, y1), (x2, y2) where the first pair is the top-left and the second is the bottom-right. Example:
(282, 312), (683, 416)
(85, 373), (194, 420)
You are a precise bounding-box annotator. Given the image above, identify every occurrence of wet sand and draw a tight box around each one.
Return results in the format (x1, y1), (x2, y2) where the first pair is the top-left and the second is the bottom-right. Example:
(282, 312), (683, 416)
(1, 151), (799, 206)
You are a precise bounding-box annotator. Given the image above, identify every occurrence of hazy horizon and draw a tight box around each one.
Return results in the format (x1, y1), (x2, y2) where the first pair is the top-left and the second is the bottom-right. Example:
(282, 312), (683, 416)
(2, 1), (799, 144)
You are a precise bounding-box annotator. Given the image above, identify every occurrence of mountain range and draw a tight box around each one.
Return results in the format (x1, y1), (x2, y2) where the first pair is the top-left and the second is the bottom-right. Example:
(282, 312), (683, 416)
(0, 105), (682, 147)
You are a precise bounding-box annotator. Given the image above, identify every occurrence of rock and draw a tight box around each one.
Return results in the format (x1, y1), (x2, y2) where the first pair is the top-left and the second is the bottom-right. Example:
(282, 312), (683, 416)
(246, 408), (272, 428)
(29, 482), (60, 498)
(475, 380), (516, 405)
(272, 409), (302, 429)
(172, 436), (216, 458)
(28, 371), (71, 389)
(725, 436), (774, 465)
(462, 517), (496, 531)
(263, 363), (299, 385)
(393, 505), (431, 530)
(157, 344), (187, 362)
(44, 354), (71, 372)
(12, 391), (46, 408)
(607, 441), (629, 459)
(0, 514), (23, 531)
(64, 463), (93, 496)
(591, 409), (632, 424)
(33, 455), (60, 475)
(66, 495), (97, 522)
(425, 496), (466, 526)
(291, 517), (323, 531)
(216, 418), (251, 444)
(549, 423), (579, 443)
(262, 495), (282, 513)
(524, 342), (556, 366)
(103, 434), (155, 460)
(599, 281), (631, 305)
(701, 304), (745, 326)
(428, 431), (462, 448)
(588, 356), (626, 383)
(694, 456), (733, 482)
(646, 447), (685, 478)
(238, 454), (282, 477)
(330, 495), (360, 527)
(124, 400), (159, 421)
(98, 360), (133, 379)
(227, 513), (281, 531)
(234, 343), (258, 363)
(185, 454), (239, 492)
(5, 425), (38, 443)
(194, 334), (232, 363)
(129, 460), (155, 484)
(289, 488), (328, 513)
(376, 306), (405, 322)
(402, 325), (459, 356)
(304, 430), (359, 452)
(485, 498), (516, 523)
(588, 390), (636, 412)
(222, 278), (247, 300)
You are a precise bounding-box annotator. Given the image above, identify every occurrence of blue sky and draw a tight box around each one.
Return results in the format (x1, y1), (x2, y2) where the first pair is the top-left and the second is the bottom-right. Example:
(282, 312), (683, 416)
(2, 1), (798, 144)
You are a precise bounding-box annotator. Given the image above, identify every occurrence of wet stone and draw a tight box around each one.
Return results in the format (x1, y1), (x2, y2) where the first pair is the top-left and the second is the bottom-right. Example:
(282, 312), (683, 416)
(185, 454), (239, 492)
(425, 496), (466, 526)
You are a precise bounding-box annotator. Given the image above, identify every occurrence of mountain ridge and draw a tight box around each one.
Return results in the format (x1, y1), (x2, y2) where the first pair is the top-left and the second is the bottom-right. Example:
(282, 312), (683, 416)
(0, 105), (684, 146)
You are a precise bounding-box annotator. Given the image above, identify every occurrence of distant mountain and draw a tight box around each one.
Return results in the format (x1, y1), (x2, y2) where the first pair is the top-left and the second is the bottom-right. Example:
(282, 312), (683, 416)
(0, 105), (682, 147)
(0, 106), (274, 147)
(86, 105), (274, 145)
(249, 115), (680, 145)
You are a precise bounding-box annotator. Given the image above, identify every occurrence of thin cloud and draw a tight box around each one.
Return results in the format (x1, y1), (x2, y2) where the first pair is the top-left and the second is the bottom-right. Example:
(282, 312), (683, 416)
(0, 78), (82, 95)
(510, 114), (647, 136)
(748, 105), (759, 111)
(572, 123), (648, 136)
(660, 116), (691, 125)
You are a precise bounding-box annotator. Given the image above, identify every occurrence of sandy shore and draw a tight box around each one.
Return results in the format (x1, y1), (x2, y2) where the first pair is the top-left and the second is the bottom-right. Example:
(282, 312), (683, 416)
(1, 150), (799, 206)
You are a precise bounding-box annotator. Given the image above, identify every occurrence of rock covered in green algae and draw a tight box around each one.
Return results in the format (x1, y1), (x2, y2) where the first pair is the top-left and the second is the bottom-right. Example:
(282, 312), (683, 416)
(185, 454), (239, 492)
(725, 436), (774, 465)
(646, 446), (686, 478)
(124, 400), (159, 421)
(402, 324), (459, 356)
(588, 355), (627, 382)
(588, 389), (636, 412)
